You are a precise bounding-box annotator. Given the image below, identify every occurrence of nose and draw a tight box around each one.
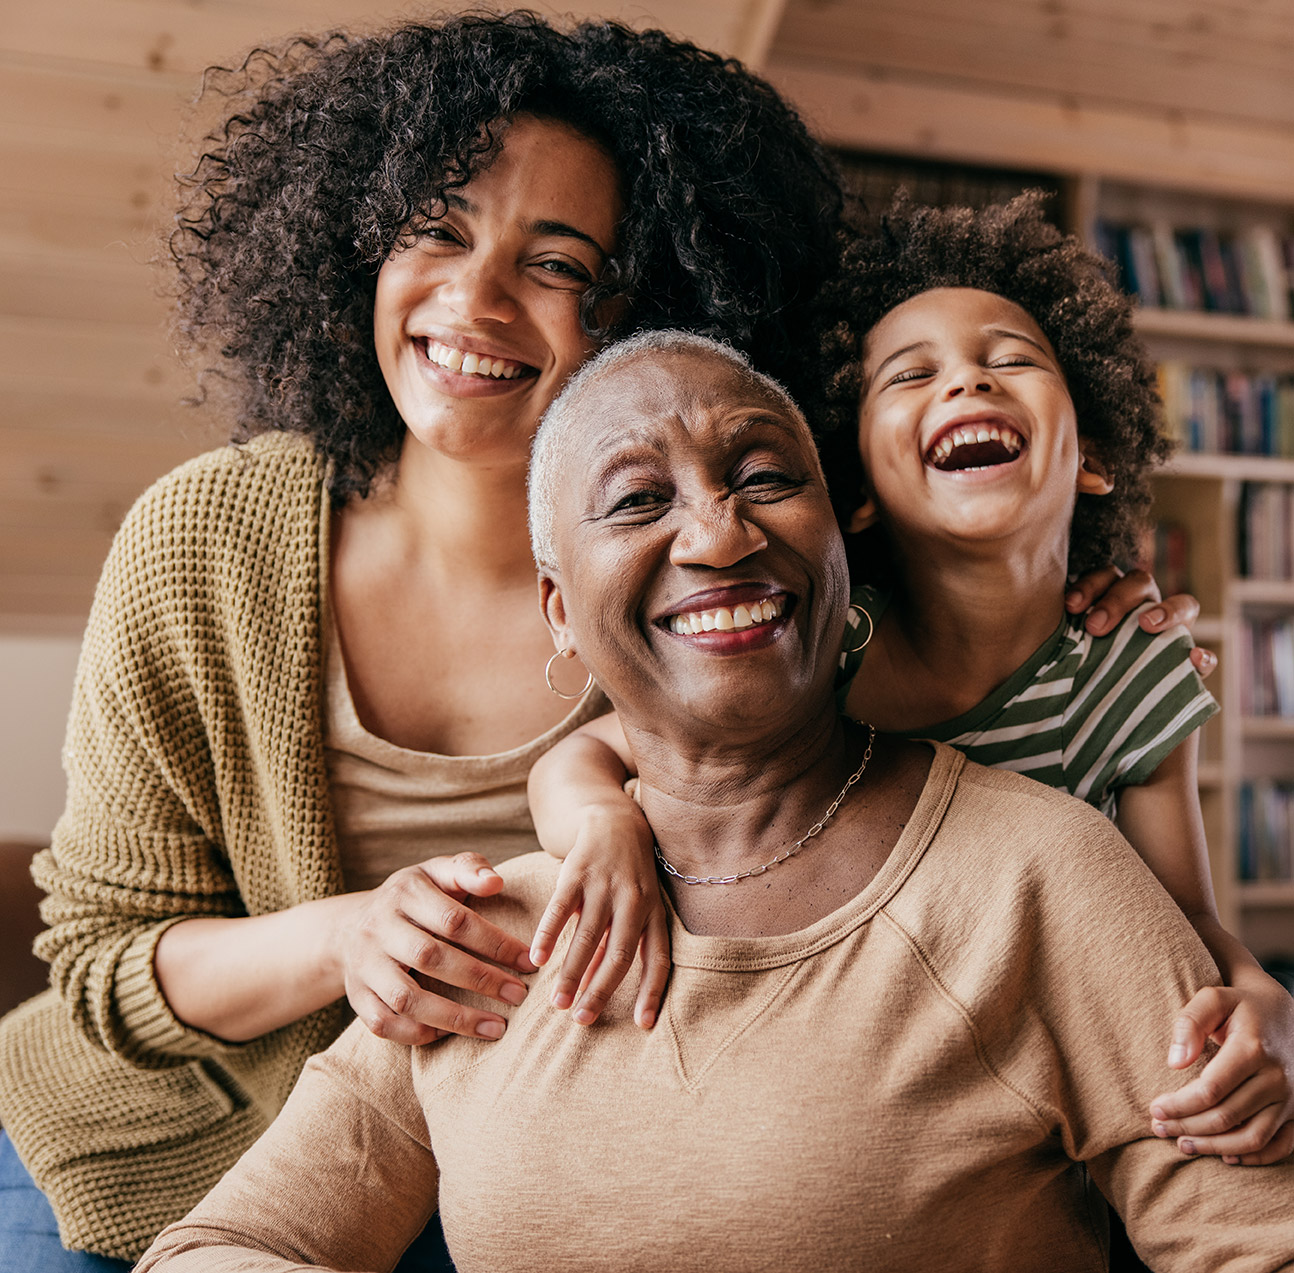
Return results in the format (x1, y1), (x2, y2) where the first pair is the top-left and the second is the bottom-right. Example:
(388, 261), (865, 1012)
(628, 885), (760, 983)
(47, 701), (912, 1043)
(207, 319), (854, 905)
(668, 497), (769, 569)
(440, 252), (520, 325)
(941, 361), (995, 400)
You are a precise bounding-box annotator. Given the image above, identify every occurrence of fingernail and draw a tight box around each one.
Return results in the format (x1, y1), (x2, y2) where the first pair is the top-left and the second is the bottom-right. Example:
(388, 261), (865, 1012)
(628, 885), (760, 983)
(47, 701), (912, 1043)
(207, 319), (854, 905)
(1065, 590), (1082, 610)
(1179, 1139), (1196, 1156)
(552, 991), (573, 1010)
(1144, 607), (1165, 628)
(476, 1019), (505, 1040)
(500, 982), (527, 1006)
(1168, 1044), (1188, 1066)
(1200, 651), (1217, 671)
(1152, 1121), (1167, 1137)
(638, 1009), (655, 1030)
(1222, 1156), (1240, 1165)
(515, 953), (537, 972)
(1150, 1104), (1167, 1121)
(529, 945), (545, 967)
(1087, 607), (1109, 632)
(477, 867), (497, 878)
(573, 1006), (596, 1025)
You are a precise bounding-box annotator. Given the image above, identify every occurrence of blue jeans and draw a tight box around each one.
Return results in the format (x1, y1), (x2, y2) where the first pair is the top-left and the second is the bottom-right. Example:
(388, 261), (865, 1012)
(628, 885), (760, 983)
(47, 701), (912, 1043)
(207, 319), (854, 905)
(0, 1132), (130, 1271)
(0, 1131), (455, 1271)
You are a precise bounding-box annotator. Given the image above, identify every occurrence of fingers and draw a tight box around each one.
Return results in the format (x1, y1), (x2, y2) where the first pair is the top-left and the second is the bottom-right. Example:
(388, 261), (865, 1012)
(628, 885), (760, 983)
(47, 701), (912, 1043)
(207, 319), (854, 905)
(417, 851), (507, 900)
(1223, 1119), (1294, 1167)
(530, 876), (584, 969)
(348, 965), (511, 1047)
(570, 903), (654, 1027)
(1065, 565), (1123, 618)
(1190, 646), (1218, 679)
(550, 892), (612, 1013)
(1162, 986), (1236, 1078)
(1161, 1095), (1288, 1161)
(1137, 591), (1201, 635)
(632, 908), (672, 1030)
(398, 859), (536, 973)
(1071, 567), (1165, 636)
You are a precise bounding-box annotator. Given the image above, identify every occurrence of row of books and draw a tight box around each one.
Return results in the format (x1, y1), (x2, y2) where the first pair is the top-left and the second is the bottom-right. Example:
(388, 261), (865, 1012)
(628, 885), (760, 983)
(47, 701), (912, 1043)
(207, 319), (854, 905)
(1157, 362), (1294, 456)
(1237, 782), (1294, 882)
(1239, 482), (1294, 580)
(1238, 617), (1294, 718)
(1097, 220), (1293, 319)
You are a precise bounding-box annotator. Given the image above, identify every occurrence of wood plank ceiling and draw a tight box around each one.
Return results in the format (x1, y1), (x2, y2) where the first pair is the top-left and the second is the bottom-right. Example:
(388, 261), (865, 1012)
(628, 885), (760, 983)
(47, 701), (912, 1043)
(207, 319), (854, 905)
(2, 0), (1290, 631)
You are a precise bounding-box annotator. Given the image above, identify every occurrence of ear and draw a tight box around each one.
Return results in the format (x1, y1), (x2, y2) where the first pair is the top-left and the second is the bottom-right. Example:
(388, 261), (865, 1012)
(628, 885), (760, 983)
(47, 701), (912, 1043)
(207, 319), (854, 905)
(847, 492), (881, 534)
(1076, 445), (1114, 497)
(538, 573), (574, 653)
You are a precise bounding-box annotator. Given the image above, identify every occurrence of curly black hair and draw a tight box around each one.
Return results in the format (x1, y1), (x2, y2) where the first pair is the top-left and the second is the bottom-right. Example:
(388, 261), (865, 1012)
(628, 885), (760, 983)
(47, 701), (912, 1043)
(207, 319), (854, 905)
(171, 11), (844, 501)
(815, 192), (1171, 578)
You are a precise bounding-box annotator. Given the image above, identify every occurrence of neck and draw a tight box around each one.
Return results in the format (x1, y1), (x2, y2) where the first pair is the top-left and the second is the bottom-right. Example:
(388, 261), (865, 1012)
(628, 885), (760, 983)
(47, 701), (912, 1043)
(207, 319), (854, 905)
(389, 435), (538, 586)
(886, 533), (1068, 694)
(629, 704), (861, 880)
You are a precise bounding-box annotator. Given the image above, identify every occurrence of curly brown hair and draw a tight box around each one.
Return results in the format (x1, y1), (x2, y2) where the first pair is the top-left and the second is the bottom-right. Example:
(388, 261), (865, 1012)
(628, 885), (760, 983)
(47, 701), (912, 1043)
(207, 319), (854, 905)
(815, 192), (1170, 578)
(170, 11), (844, 502)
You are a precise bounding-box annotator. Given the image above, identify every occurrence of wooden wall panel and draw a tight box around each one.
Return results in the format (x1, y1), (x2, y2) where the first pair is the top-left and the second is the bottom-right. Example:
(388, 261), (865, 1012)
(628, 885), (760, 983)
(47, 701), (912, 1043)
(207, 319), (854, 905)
(773, 0), (1294, 129)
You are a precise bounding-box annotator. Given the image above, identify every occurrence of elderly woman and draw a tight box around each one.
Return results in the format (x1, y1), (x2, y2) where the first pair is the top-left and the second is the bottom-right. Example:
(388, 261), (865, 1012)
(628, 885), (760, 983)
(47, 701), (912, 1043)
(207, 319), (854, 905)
(138, 333), (1292, 1273)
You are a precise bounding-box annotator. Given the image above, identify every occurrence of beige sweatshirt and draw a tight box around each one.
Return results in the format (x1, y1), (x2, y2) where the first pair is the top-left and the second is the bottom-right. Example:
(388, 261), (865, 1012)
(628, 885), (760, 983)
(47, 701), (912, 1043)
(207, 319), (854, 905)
(139, 746), (1294, 1273)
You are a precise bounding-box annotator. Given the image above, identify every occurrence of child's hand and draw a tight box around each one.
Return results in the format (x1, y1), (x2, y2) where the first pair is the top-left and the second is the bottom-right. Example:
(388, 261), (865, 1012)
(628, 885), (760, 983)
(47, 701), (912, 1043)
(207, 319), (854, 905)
(529, 802), (670, 1030)
(1149, 977), (1294, 1164)
(1065, 567), (1214, 677)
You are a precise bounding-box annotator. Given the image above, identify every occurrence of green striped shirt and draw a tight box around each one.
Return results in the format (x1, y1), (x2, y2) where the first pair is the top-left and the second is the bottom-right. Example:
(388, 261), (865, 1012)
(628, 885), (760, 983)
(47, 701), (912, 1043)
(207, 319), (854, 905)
(840, 585), (1219, 816)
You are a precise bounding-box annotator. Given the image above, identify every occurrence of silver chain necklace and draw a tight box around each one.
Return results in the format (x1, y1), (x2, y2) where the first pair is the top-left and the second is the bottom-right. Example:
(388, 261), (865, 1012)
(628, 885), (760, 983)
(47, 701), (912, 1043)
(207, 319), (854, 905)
(653, 723), (877, 886)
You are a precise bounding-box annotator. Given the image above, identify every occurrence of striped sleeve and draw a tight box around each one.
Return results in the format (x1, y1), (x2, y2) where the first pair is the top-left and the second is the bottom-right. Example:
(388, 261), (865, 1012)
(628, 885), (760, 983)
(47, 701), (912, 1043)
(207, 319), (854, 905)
(1065, 605), (1219, 807)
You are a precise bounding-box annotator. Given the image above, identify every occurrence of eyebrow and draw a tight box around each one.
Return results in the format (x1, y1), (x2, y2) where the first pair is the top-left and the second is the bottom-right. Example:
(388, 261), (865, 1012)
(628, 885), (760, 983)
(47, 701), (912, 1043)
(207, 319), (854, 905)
(585, 410), (805, 496)
(443, 193), (611, 262)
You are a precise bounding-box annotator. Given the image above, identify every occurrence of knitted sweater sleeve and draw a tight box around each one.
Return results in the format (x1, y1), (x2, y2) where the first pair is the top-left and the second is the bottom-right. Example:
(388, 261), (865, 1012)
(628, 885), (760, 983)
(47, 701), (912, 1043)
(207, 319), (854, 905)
(32, 438), (335, 1068)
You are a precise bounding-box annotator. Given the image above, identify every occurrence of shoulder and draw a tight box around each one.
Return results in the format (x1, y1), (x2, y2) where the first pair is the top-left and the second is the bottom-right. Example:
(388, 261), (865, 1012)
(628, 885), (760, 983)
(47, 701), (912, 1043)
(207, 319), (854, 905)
(119, 434), (325, 540)
(920, 752), (1213, 977)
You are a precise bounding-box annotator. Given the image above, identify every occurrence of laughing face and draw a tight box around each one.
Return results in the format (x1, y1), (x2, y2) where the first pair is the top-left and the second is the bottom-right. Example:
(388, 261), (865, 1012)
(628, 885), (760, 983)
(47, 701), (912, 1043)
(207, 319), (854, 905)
(374, 114), (624, 470)
(853, 287), (1111, 560)
(539, 348), (848, 738)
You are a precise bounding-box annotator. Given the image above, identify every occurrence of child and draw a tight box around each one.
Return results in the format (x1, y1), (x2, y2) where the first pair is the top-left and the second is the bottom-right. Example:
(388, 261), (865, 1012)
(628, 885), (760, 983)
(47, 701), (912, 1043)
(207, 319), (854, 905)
(527, 194), (1294, 1167)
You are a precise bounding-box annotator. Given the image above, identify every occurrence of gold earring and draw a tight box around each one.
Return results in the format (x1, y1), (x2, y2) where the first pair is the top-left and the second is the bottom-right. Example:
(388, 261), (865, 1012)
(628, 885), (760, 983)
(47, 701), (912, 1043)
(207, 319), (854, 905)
(842, 604), (874, 655)
(544, 648), (594, 699)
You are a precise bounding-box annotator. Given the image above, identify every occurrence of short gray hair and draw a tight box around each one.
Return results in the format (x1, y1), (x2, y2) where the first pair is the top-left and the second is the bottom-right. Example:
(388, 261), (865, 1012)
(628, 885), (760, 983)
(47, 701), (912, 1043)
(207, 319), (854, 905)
(528, 330), (811, 570)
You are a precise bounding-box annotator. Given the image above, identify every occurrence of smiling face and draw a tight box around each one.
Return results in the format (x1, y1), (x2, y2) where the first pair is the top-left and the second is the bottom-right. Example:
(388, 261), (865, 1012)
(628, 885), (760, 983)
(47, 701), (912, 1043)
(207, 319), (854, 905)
(374, 114), (623, 470)
(539, 347), (848, 739)
(854, 287), (1111, 561)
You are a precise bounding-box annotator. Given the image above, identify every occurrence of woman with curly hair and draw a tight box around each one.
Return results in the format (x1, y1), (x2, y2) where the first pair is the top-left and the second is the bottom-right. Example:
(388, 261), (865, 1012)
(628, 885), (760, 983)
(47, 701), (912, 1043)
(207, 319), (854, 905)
(0, 13), (851, 1269)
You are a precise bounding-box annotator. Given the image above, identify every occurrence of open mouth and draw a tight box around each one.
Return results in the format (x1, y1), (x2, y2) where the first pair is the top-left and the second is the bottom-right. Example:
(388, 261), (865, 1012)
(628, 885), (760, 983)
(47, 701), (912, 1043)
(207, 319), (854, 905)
(926, 422), (1025, 472)
(419, 339), (538, 382)
(665, 594), (787, 636)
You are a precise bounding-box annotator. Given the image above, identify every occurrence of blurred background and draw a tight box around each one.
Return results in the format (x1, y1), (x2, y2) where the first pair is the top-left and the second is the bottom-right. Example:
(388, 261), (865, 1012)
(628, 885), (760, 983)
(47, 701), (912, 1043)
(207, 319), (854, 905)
(2, 1), (1293, 1004)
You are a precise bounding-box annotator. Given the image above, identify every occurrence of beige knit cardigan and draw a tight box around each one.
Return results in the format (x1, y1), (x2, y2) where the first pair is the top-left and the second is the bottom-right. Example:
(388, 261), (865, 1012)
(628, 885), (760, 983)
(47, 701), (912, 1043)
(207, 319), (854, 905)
(0, 434), (358, 1259)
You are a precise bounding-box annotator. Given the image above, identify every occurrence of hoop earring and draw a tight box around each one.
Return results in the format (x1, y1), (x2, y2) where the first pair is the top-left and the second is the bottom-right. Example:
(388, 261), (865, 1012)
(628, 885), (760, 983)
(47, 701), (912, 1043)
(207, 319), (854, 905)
(544, 649), (594, 700)
(842, 603), (874, 655)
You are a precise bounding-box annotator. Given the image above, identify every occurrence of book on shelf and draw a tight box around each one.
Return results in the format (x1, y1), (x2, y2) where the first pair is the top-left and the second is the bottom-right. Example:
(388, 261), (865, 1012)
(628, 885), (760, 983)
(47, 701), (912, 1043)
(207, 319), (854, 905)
(1158, 362), (1294, 456)
(1237, 781), (1294, 882)
(1144, 519), (1192, 597)
(1239, 615), (1294, 717)
(1238, 482), (1294, 581)
(1097, 219), (1293, 320)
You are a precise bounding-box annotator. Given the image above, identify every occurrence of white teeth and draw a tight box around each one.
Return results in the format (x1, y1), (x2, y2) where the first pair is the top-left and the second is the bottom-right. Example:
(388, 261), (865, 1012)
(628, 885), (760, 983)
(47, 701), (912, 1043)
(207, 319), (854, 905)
(927, 423), (1024, 464)
(668, 596), (786, 636)
(424, 341), (526, 380)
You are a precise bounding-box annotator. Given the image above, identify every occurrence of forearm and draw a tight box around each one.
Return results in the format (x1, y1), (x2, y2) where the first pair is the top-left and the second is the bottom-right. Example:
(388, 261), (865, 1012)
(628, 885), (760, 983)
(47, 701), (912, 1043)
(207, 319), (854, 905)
(154, 893), (365, 1042)
(1187, 911), (1268, 988)
(528, 727), (636, 859)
